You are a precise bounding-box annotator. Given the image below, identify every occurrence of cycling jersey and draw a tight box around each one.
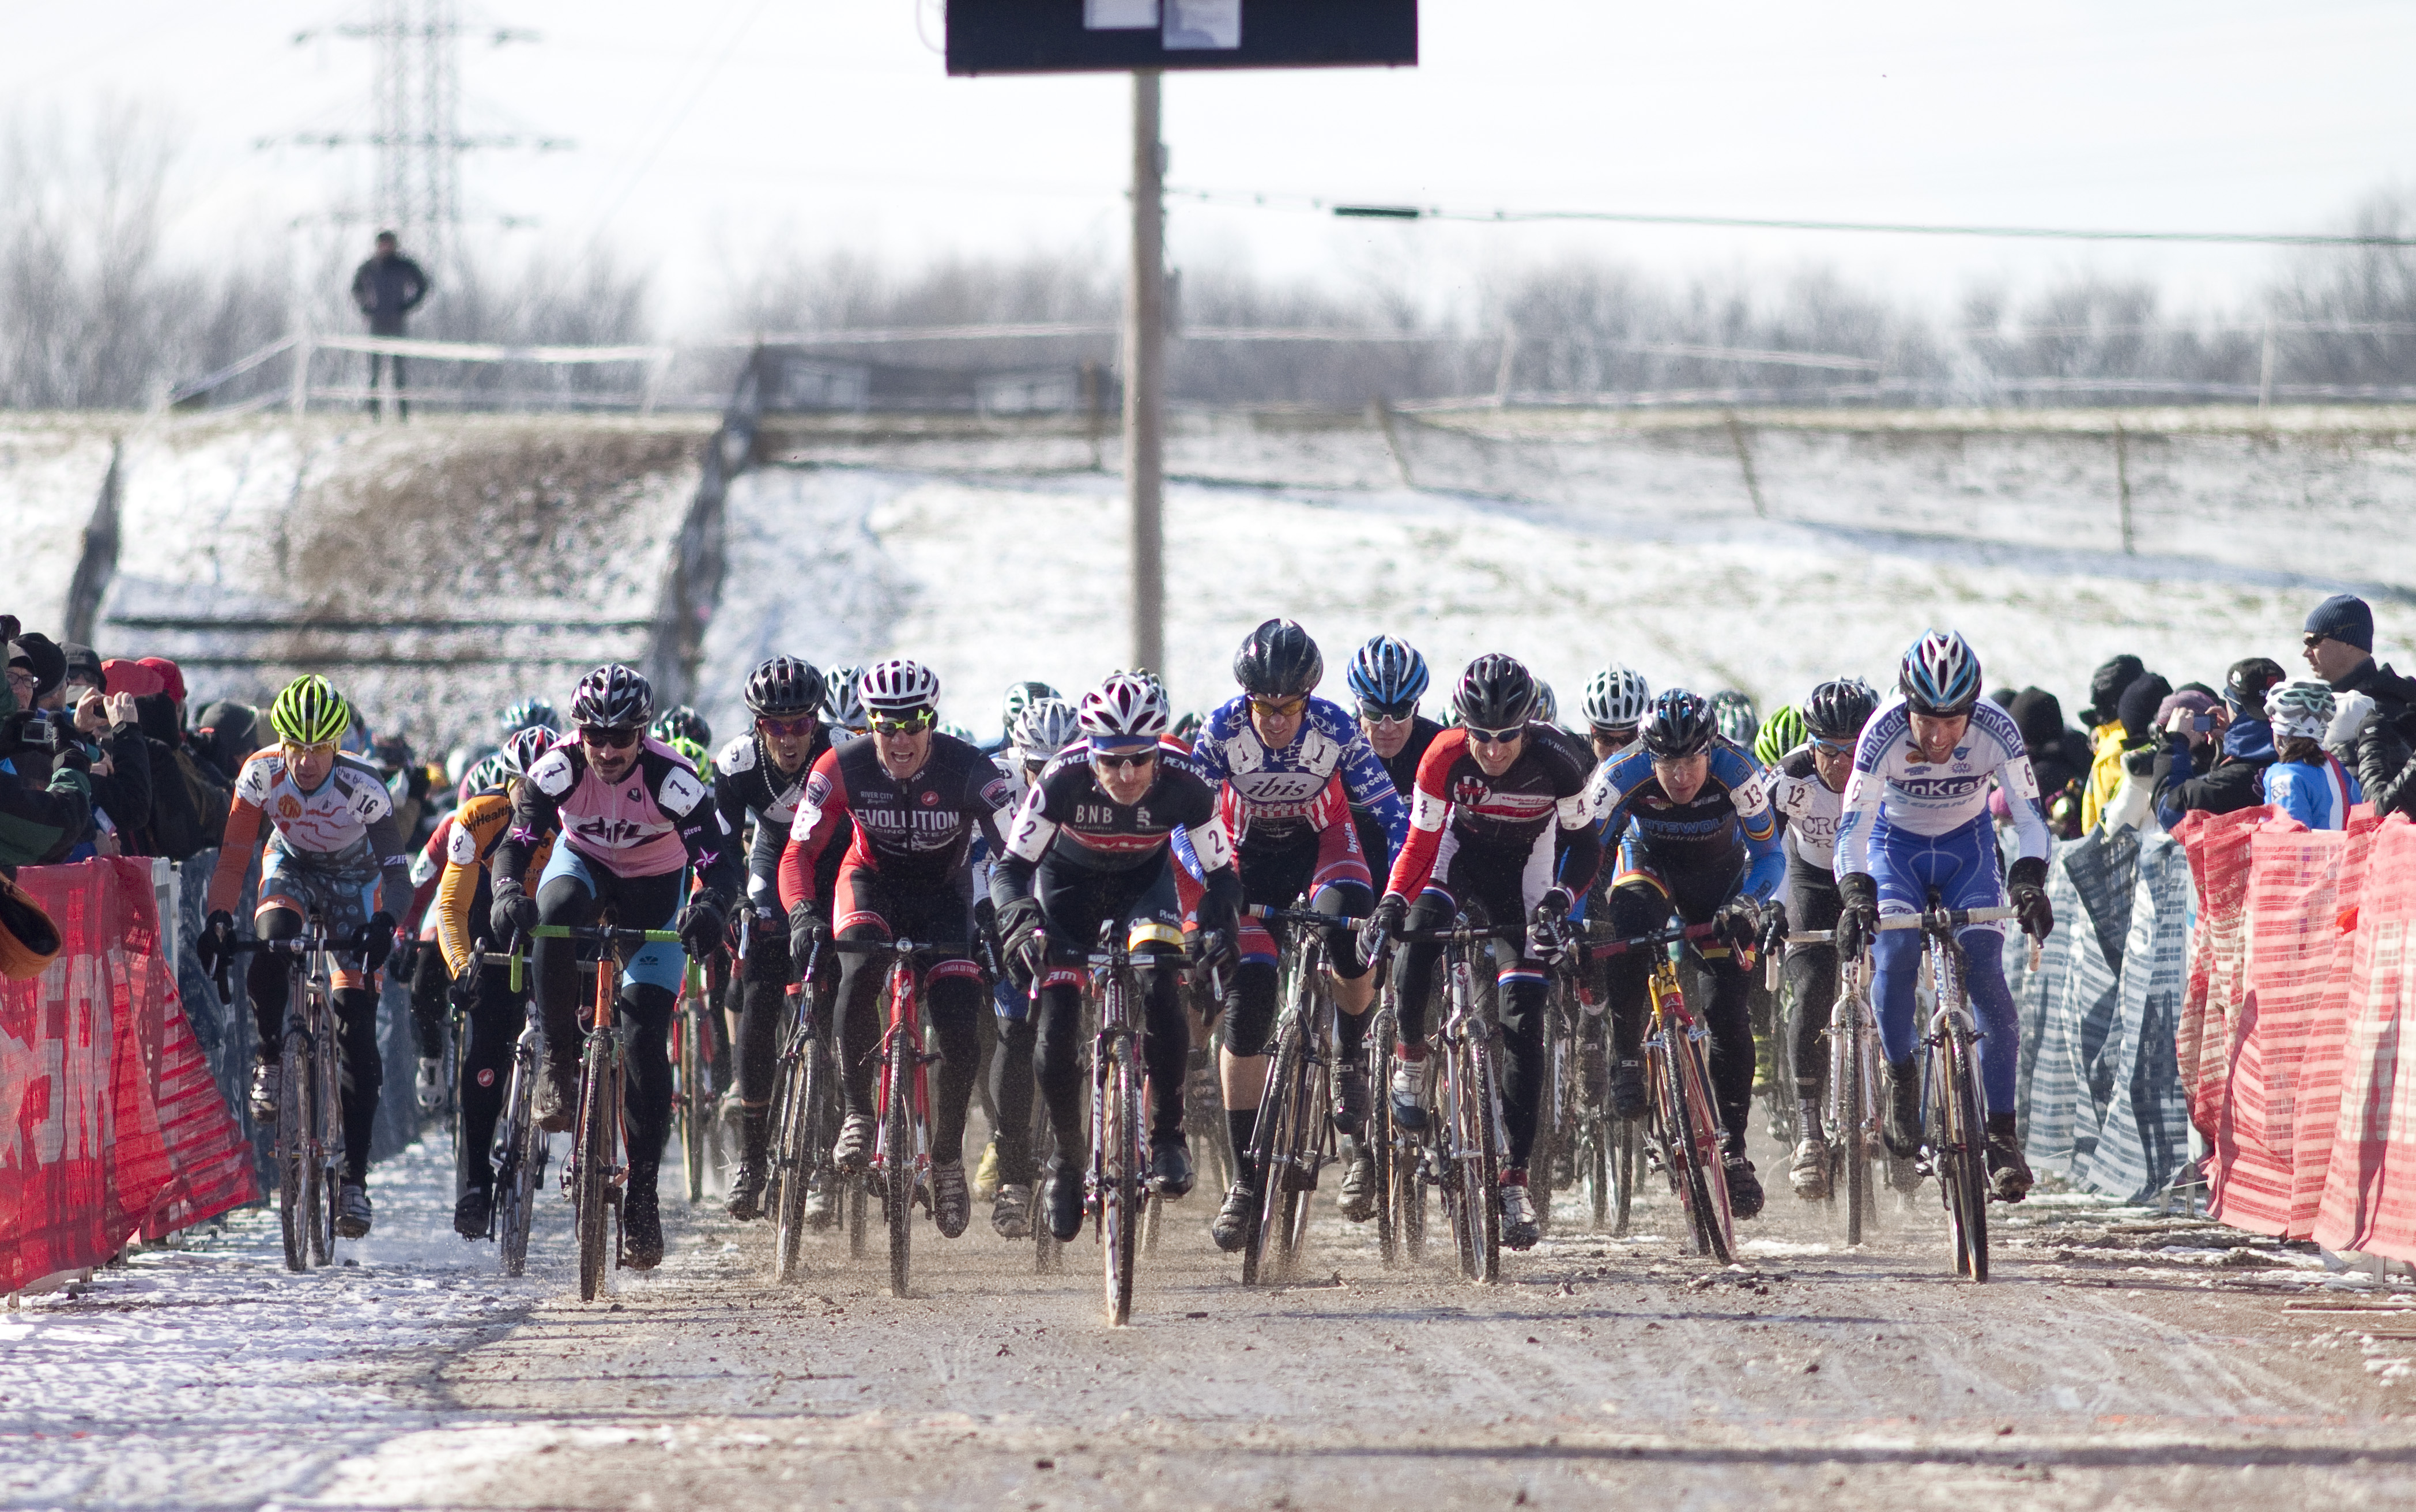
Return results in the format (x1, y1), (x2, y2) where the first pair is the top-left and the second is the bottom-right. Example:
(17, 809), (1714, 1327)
(435, 787), (556, 975)
(1385, 724), (1600, 904)
(1766, 745), (1844, 872)
(996, 742), (1235, 881)
(500, 736), (736, 898)
(714, 726), (840, 913)
(206, 749), (411, 919)
(1833, 695), (2049, 877)
(1188, 695), (1408, 852)
(777, 732), (1015, 911)
(1589, 734), (1783, 902)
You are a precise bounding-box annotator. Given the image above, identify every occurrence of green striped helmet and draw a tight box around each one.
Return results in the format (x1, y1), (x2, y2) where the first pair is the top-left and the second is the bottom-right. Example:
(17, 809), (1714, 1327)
(269, 674), (353, 746)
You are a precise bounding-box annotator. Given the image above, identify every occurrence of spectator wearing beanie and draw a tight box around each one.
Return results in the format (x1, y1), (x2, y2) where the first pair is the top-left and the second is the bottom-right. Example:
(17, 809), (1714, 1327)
(2153, 657), (2283, 825)
(2007, 687), (2093, 838)
(2084, 665), (2166, 833)
(2267, 681), (2364, 830)
(2143, 685), (2219, 829)
(2096, 672), (2174, 835)
(2079, 655), (2149, 832)
(0, 622), (92, 872)
(2302, 593), (2416, 755)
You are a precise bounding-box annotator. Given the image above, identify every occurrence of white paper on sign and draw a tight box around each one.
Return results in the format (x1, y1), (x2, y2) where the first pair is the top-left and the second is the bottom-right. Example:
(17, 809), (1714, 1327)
(1084, 0), (1160, 27)
(1163, 0), (1241, 50)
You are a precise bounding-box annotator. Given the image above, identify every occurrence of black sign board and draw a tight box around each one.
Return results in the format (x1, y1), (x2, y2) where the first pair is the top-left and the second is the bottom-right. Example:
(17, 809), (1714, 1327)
(945, 0), (1416, 76)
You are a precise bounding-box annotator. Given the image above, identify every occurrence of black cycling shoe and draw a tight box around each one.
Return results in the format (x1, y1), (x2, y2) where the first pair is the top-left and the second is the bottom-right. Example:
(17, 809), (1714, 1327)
(1041, 1159), (1085, 1242)
(1337, 1143), (1377, 1223)
(1332, 1062), (1370, 1137)
(1210, 1176), (1260, 1252)
(1724, 1151), (1765, 1220)
(1883, 1054), (1924, 1158)
(453, 1186), (492, 1239)
(1150, 1135), (1195, 1199)
(534, 1058), (579, 1134)
(334, 1181), (373, 1239)
(1578, 1034), (1609, 1106)
(621, 1183), (664, 1270)
(1609, 1059), (1647, 1122)
(1986, 1114), (2034, 1203)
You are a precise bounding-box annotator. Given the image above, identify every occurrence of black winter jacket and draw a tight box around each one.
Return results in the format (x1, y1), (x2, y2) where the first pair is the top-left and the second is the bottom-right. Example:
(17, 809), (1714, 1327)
(350, 253), (429, 334)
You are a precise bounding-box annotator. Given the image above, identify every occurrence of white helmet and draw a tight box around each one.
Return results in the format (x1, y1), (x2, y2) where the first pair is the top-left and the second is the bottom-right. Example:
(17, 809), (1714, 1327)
(1581, 665), (1652, 732)
(2268, 680), (2337, 744)
(858, 658), (940, 717)
(1009, 697), (1083, 764)
(1079, 672), (1170, 746)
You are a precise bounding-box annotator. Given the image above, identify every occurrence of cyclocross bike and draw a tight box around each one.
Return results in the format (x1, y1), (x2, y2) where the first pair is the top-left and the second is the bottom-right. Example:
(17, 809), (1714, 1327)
(1237, 902), (1356, 1287)
(1772, 925), (1884, 1245)
(826, 936), (973, 1299)
(669, 945), (725, 1205)
(215, 913), (374, 1273)
(768, 941), (849, 1283)
(458, 939), (548, 1276)
(1581, 918), (1735, 1264)
(1547, 952), (1633, 1235)
(1389, 910), (1527, 1285)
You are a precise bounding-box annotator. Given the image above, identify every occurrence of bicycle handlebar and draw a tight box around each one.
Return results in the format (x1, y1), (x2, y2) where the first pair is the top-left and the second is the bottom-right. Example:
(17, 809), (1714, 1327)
(1575, 919), (1722, 957)
(210, 927), (384, 1004)
(821, 938), (975, 957)
(1243, 904), (1368, 927)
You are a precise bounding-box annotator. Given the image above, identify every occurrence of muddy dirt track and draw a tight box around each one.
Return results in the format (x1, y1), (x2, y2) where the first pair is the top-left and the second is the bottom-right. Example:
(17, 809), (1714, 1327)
(232, 1117), (2415, 1512)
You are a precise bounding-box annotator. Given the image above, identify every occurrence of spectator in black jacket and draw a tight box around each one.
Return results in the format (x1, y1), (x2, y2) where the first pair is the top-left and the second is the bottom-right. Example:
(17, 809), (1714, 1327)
(2152, 657), (2284, 825)
(0, 623), (91, 873)
(2006, 687), (2093, 838)
(351, 230), (429, 422)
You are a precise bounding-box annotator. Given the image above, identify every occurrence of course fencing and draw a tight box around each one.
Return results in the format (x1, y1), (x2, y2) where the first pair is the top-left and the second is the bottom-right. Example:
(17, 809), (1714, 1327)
(1, 858), (256, 1293)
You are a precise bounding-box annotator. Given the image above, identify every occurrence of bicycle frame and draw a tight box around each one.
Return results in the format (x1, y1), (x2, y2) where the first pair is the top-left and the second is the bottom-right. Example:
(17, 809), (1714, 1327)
(1391, 914), (1524, 1285)
(1583, 918), (1733, 1264)
(1240, 902), (1348, 1285)
(1085, 928), (1147, 1325)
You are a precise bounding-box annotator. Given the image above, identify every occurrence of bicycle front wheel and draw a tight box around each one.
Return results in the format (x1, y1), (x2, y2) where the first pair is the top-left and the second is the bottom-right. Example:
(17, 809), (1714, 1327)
(1664, 1030), (1735, 1264)
(1836, 997), (1871, 1246)
(1468, 1043), (1501, 1284)
(1936, 1028), (1990, 1281)
(497, 1054), (541, 1276)
(883, 1042), (915, 1299)
(1102, 1036), (1143, 1325)
(771, 1048), (813, 1283)
(278, 1030), (311, 1272)
(312, 1002), (341, 1264)
(574, 1039), (613, 1302)
(1240, 1024), (1300, 1286)
(678, 1010), (707, 1204)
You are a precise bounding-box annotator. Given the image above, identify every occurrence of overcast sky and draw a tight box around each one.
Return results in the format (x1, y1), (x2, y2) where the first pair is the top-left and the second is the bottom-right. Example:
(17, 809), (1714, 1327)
(9, 1), (2415, 331)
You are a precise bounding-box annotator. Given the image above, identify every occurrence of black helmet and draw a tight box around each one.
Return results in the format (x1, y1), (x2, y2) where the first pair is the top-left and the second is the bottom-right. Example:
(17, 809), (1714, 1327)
(745, 656), (825, 719)
(1451, 653), (1537, 732)
(1641, 688), (1717, 757)
(651, 705), (711, 748)
(570, 663), (653, 732)
(1803, 677), (1879, 742)
(1233, 618), (1323, 699)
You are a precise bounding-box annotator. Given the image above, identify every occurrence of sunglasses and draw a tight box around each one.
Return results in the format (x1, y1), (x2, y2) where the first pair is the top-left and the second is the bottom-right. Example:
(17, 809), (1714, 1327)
(580, 725), (640, 750)
(1359, 699), (1417, 724)
(1248, 695), (1307, 718)
(1467, 726), (1525, 746)
(757, 713), (817, 738)
(1091, 749), (1158, 774)
(280, 739), (339, 759)
(1588, 724), (1637, 744)
(1812, 737), (1855, 757)
(869, 709), (936, 736)
(2302, 632), (2332, 650)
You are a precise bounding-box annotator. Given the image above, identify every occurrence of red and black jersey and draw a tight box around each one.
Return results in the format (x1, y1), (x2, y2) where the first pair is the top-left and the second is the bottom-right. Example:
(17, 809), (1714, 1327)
(994, 742), (1232, 878)
(1384, 722), (1601, 900)
(777, 733), (1016, 909)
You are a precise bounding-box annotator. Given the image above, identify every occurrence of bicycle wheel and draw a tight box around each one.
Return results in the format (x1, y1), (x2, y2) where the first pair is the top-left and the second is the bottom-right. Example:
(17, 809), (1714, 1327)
(278, 1028), (310, 1272)
(772, 1047), (814, 1283)
(883, 1036), (915, 1299)
(1837, 995), (1870, 1246)
(574, 1037), (613, 1302)
(1241, 1025), (1300, 1287)
(1102, 1035), (1142, 1325)
(1530, 1019), (1562, 1238)
(1933, 1027), (1990, 1281)
(1610, 1109), (1638, 1236)
(1660, 1028), (1734, 1264)
(497, 1054), (541, 1276)
(678, 1008), (707, 1204)
(1469, 1042), (1502, 1284)
(313, 996), (342, 1264)
(1031, 1096), (1062, 1274)
(1371, 1035), (1400, 1267)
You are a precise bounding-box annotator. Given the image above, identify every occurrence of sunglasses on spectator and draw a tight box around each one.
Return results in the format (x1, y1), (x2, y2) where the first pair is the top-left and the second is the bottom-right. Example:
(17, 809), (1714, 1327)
(1248, 695), (1307, 718)
(1091, 749), (1157, 774)
(1467, 726), (1525, 746)
(869, 709), (936, 736)
(580, 725), (641, 750)
(1359, 698), (1417, 724)
(756, 713), (817, 738)
(2302, 632), (2333, 650)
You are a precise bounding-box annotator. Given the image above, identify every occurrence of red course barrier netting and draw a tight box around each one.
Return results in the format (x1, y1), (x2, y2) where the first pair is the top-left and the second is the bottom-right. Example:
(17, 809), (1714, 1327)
(2315, 819), (2416, 1257)
(2173, 806), (2263, 1148)
(1, 858), (257, 1292)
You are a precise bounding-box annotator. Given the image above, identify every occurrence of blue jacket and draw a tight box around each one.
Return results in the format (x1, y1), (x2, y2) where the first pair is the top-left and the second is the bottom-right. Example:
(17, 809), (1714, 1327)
(1587, 737), (1784, 902)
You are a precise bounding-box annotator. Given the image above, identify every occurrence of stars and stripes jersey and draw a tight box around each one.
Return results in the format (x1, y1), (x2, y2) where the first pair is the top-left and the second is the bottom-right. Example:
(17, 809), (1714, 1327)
(499, 736), (738, 901)
(1833, 695), (2049, 877)
(996, 740), (1234, 881)
(1766, 745), (1847, 872)
(1384, 723), (1600, 902)
(205, 749), (412, 918)
(778, 733), (1015, 908)
(1188, 695), (1409, 853)
(714, 726), (843, 912)
(1588, 735), (1784, 901)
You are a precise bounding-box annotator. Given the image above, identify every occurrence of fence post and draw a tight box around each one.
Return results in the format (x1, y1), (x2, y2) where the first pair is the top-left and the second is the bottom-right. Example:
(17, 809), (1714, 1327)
(2113, 420), (2135, 555)
(1370, 395), (1415, 488)
(1493, 327), (1518, 407)
(1725, 411), (1767, 518)
(288, 327), (312, 416)
(2258, 318), (2276, 414)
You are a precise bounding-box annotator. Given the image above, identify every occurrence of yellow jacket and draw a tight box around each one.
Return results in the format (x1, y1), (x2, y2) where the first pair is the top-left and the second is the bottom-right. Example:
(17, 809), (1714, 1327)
(2078, 721), (2129, 834)
(436, 789), (553, 976)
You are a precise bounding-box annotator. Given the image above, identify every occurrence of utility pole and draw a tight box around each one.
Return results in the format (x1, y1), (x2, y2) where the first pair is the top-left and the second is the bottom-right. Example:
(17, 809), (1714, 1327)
(1124, 70), (1166, 676)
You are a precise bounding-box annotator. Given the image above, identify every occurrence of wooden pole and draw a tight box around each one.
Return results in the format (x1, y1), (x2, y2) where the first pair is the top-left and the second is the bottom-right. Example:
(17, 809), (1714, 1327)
(1124, 70), (1166, 674)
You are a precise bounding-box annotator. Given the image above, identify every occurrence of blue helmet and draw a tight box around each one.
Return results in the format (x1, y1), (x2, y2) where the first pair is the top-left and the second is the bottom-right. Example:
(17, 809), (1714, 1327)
(1345, 634), (1430, 709)
(1899, 629), (1982, 717)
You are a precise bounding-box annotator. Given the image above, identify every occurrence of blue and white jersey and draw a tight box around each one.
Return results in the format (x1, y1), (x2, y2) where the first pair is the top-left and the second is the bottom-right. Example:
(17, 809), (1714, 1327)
(1587, 736), (1784, 901)
(1189, 694), (1409, 852)
(1833, 695), (2049, 876)
(2266, 755), (2361, 832)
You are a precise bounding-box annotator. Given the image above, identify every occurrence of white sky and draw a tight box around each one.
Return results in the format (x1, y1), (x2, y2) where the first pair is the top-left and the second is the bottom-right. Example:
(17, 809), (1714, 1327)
(9, 0), (2416, 332)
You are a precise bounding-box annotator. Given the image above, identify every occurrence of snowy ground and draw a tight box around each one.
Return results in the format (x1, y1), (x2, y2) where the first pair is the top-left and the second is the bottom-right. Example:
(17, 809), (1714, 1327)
(694, 462), (2361, 738)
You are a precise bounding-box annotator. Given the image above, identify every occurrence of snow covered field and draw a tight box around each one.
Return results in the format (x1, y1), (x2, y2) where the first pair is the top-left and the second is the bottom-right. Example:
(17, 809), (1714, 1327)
(694, 460), (2363, 738)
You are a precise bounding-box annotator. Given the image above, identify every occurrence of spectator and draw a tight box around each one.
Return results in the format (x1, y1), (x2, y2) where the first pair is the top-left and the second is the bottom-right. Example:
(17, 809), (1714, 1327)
(58, 643), (104, 706)
(2301, 594), (2416, 822)
(350, 231), (429, 423)
(194, 700), (263, 783)
(2102, 672), (2174, 834)
(2151, 656), (2284, 826)
(2267, 681), (2364, 829)
(2079, 654), (2149, 832)
(0, 620), (92, 872)
(2007, 687), (2093, 838)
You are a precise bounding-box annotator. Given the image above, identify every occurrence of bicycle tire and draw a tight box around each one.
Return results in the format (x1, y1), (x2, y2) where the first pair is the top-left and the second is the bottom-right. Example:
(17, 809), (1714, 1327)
(574, 1036), (612, 1302)
(883, 1035), (915, 1299)
(678, 1008), (707, 1204)
(1838, 994), (1870, 1246)
(1372, 1035), (1400, 1267)
(1103, 1036), (1142, 1325)
(1531, 1021), (1562, 1238)
(1470, 1041), (1502, 1283)
(314, 991), (342, 1264)
(772, 1049), (813, 1283)
(497, 1053), (540, 1276)
(278, 1028), (310, 1272)
(1935, 1028), (1990, 1281)
(1273, 1036), (1320, 1271)
(1672, 1027), (1736, 1264)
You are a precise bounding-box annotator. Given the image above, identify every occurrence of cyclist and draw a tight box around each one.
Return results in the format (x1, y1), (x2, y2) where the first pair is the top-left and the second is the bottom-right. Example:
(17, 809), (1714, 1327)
(1710, 689), (1759, 752)
(1360, 653), (1601, 1251)
(824, 665), (869, 738)
(1754, 701), (1809, 772)
(1586, 688), (1785, 1219)
(652, 706), (712, 751)
(1345, 634), (1443, 881)
(500, 696), (559, 737)
(1765, 678), (1877, 1200)
(198, 675), (412, 1240)
(977, 696), (1083, 1238)
(983, 679), (1061, 755)
(990, 672), (1242, 1243)
(713, 655), (843, 1223)
(1833, 629), (2053, 1204)
(778, 659), (1017, 1240)
(488, 663), (740, 1269)
(1186, 620), (1407, 1243)
(432, 723), (559, 1236)
(1580, 665), (1652, 763)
